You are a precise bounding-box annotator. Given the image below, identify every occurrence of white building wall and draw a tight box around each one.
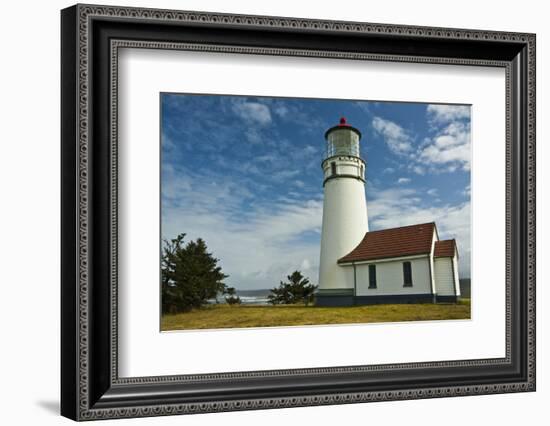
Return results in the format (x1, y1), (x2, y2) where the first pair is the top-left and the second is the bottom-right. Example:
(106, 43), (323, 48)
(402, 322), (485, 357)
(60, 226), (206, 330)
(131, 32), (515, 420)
(318, 160), (368, 290)
(341, 266), (356, 292)
(434, 257), (456, 296)
(353, 256), (432, 296)
(429, 229), (438, 294)
(452, 255), (461, 297)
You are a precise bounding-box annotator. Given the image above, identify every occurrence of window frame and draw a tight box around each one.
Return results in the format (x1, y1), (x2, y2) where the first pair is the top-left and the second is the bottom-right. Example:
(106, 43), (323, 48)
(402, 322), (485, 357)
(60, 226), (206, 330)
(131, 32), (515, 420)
(368, 264), (377, 289)
(403, 261), (413, 287)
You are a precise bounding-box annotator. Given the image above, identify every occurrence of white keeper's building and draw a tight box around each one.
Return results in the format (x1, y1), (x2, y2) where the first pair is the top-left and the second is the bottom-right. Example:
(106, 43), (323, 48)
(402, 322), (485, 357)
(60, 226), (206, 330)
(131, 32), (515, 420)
(316, 117), (461, 306)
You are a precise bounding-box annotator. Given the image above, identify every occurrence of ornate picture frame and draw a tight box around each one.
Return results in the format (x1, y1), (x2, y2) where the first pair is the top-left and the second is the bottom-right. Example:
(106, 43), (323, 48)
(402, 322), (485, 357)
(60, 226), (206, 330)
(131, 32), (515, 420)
(61, 4), (535, 421)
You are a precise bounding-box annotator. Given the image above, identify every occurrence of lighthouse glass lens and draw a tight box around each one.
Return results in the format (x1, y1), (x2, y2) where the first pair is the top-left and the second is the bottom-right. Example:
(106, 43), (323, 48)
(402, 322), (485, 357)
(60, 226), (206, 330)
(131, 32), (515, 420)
(327, 130), (360, 157)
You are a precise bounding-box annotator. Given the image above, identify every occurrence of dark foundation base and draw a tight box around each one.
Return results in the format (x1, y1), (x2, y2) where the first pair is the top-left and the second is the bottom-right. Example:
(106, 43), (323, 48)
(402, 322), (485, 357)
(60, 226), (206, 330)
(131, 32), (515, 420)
(353, 294), (434, 305)
(315, 289), (355, 307)
(315, 291), (458, 306)
(435, 295), (460, 303)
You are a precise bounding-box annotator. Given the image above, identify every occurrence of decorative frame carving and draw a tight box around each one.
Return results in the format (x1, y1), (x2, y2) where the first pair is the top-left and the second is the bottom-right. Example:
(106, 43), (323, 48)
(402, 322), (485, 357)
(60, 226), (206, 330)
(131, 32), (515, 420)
(61, 4), (535, 421)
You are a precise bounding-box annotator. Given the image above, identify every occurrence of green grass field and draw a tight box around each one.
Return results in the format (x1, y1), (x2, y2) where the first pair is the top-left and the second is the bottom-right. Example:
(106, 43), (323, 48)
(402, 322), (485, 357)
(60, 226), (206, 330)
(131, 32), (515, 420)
(161, 299), (471, 331)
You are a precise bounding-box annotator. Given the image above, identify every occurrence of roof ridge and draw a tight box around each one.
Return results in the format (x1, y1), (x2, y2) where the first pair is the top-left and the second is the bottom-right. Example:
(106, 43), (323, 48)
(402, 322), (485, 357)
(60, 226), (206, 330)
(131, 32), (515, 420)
(366, 221), (435, 234)
(338, 221), (438, 264)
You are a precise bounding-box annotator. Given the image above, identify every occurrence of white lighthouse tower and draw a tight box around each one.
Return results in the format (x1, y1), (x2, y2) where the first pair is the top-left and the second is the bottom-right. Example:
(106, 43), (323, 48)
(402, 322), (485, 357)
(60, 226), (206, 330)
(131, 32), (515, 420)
(317, 117), (369, 306)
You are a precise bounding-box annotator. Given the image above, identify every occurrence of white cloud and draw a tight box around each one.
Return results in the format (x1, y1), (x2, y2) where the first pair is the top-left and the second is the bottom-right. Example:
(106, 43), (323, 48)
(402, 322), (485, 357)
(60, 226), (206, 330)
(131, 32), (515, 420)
(301, 145), (318, 156)
(163, 201), (323, 290)
(355, 102), (372, 115)
(274, 105), (289, 118)
(372, 105), (471, 174)
(411, 165), (425, 175)
(162, 166), (323, 290)
(427, 104), (470, 124)
(427, 188), (438, 196)
(368, 187), (471, 277)
(161, 132), (177, 152)
(383, 167), (395, 174)
(269, 101), (325, 133)
(272, 169), (300, 182)
(244, 127), (263, 144)
(419, 121), (471, 170)
(300, 258), (312, 271)
(255, 153), (278, 164)
(372, 117), (413, 154)
(231, 100), (272, 125)
(397, 177), (411, 184)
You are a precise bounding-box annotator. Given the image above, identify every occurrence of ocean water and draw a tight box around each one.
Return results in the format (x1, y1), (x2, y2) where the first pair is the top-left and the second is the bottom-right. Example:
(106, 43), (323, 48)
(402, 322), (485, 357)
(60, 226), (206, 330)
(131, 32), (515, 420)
(237, 295), (270, 305)
(207, 290), (271, 305)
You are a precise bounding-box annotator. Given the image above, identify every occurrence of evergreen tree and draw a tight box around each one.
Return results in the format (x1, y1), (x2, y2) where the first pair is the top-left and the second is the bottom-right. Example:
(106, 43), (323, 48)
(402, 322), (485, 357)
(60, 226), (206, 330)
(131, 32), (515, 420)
(224, 286), (241, 305)
(161, 233), (228, 314)
(268, 271), (317, 305)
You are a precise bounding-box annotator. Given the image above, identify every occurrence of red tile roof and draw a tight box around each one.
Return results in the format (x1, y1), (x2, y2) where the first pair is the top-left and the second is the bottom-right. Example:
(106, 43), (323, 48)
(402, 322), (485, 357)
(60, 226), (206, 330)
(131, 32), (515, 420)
(434, 239), (457, 258)
(338, 222), (436, 264)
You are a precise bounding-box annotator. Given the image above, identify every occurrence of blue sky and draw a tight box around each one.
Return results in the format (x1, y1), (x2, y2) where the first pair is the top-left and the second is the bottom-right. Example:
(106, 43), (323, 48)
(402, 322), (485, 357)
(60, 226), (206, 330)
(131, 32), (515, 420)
(161, 94), (471, 290)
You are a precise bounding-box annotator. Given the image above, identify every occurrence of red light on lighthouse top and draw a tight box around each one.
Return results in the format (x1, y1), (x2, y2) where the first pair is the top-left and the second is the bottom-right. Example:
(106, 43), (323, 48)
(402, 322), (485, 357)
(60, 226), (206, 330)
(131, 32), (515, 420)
(324, 117), (361, 140)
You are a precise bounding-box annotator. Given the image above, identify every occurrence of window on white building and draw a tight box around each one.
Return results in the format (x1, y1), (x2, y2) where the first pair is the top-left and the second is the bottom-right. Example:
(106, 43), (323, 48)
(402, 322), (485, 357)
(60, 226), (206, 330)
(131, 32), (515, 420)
(403, 261), (413, 287)
(368, 264), (377, 288)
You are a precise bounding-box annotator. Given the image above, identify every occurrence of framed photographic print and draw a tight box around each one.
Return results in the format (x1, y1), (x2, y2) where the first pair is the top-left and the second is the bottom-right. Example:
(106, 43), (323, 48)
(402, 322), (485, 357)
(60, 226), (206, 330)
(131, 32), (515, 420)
(61, 4), (536, 421)
(159, 94), (471, 332)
